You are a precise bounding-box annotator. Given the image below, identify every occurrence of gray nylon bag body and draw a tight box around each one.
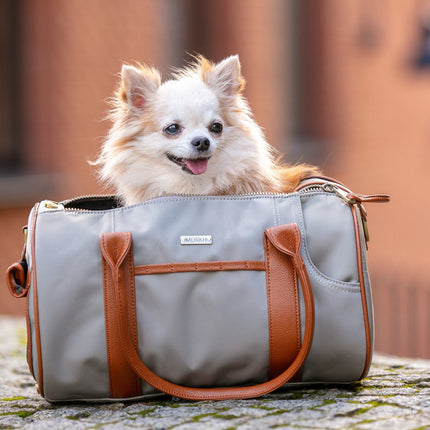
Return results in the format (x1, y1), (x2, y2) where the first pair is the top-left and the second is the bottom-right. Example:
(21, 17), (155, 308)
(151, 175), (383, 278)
(24, 184), (374, 402)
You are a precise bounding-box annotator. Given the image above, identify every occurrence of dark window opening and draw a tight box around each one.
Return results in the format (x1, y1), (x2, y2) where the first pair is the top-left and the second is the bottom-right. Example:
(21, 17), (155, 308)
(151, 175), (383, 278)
(0, 0), (23, 175)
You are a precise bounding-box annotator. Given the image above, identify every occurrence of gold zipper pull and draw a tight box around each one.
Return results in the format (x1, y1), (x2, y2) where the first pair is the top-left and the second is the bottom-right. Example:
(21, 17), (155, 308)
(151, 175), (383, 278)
(333, 187), (357, 204)
(42, 200), (63, 210)
(322, 183), (356, 204)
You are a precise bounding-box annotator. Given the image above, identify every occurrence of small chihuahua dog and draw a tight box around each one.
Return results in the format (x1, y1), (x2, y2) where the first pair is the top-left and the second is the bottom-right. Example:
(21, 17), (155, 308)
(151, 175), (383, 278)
(96, 55), (319, 205)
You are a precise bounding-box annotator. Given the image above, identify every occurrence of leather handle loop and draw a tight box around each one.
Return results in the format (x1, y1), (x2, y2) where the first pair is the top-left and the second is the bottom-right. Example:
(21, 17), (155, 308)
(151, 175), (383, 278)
(6, 262), (29, 298)
(6, 243), (29, 298)
(105, 224), (315, 401)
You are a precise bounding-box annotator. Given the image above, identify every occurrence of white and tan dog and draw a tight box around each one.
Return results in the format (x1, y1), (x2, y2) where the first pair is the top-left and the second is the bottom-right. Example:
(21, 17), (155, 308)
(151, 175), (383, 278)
(96, 55), (318, 205)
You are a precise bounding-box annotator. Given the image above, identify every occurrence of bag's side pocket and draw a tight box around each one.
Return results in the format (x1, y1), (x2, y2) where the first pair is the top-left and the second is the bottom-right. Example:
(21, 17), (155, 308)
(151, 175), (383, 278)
(300, 194), (362, 288)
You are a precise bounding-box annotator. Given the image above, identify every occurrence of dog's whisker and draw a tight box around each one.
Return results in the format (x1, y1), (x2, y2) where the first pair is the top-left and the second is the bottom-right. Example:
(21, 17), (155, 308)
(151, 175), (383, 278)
(216, 146), (234, 161)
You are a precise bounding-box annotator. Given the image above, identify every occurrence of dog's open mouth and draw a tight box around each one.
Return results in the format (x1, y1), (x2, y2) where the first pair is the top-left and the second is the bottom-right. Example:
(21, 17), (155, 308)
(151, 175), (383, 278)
(167, 153), (210, 175)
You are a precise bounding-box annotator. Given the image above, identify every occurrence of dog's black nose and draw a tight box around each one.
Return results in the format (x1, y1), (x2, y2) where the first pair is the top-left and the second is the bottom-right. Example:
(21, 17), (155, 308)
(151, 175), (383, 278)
(191, 137), (210, 152)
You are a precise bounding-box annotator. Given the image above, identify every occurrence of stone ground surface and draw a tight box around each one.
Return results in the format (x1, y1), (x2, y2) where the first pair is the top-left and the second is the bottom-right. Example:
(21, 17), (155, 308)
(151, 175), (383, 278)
(1, 316), (429, 430)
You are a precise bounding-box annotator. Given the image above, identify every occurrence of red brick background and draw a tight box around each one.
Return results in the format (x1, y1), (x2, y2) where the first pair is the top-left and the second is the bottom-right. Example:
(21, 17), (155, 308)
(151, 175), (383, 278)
(1, 0), (429, 358)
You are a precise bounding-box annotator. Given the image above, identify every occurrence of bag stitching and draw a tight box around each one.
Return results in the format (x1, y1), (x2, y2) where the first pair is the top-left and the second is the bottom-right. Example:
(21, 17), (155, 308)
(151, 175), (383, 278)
(101, 236), (115, 395)
(294, 195), (361, 293)
(263, 235), (274, 375)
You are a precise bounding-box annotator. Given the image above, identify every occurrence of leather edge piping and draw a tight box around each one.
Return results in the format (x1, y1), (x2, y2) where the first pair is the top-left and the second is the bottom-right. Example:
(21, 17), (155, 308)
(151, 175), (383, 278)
(30, 203), (44, 396)
(350, 206), (372, 379)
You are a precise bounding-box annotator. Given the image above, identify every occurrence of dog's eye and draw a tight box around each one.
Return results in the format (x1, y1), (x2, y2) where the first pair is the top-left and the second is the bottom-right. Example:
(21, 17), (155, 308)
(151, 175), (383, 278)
(209, 122), (223, 134)
(164, 124), (181, 136)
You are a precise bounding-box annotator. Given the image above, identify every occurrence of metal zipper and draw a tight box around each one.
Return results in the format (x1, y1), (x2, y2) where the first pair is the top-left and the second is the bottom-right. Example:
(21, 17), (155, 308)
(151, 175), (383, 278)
(41, 182), (346, 211)
(298, 182), (371, 242)
(61, 194), (118, 206)
(40, 195), (120, 211)
(39, 183), (374, 244)
(297, 182), (357, 204)
(322, 183), (356, 204)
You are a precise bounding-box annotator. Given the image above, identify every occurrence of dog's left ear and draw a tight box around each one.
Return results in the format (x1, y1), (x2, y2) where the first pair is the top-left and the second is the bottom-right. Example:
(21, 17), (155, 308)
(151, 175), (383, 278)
(203, 55), (245, 96)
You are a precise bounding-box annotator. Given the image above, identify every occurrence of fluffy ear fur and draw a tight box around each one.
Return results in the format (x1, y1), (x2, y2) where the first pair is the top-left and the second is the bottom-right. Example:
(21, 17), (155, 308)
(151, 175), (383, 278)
(119, 64), (161, 110)
(200, 55), (245, 96)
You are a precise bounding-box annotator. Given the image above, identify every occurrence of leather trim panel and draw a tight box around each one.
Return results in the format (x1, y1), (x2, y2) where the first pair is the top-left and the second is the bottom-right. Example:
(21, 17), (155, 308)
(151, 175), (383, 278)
(134, 260), (265, 275)
(100, 232), (141, 398)
(264, 225), (301, 380)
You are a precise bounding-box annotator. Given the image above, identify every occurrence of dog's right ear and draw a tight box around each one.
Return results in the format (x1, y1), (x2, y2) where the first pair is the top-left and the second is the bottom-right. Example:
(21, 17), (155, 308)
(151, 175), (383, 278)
(119, 64), (161, 111)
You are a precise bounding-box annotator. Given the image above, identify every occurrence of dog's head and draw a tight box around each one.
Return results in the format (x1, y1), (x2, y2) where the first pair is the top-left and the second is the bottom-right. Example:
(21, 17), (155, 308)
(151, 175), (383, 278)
(100, 55), (275, 203)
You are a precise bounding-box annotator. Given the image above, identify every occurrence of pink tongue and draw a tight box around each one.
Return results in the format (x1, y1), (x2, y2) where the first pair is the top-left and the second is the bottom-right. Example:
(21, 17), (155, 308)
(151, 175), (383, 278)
(184, 158), (208, 175)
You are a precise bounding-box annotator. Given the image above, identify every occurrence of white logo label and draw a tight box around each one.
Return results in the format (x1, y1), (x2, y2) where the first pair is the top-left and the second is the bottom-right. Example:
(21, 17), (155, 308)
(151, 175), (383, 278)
(180, 235), (213, 245)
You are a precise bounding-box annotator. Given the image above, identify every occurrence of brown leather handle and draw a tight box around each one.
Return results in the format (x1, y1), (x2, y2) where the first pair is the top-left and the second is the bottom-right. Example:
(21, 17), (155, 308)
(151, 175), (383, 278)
(102, 224), (315, 401)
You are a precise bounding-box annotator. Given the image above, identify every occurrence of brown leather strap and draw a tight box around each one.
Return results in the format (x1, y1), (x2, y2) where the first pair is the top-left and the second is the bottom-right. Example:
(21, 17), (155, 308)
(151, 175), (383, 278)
(347, 193), (390, 204)
(264, 225), (301, 379)
(102, 224), (314, 401)
(134, 260), (265, 275)
(100, 233), (141, 398)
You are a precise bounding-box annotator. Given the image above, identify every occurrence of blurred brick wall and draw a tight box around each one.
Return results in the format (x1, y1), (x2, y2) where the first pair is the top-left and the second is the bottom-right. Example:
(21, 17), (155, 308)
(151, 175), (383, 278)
(0, 0), (171, 313)
(1, 0), (429, 358)
(1, 0), (290, 313)
(20, 0), (171, 196)
(312, 0), (430, 358)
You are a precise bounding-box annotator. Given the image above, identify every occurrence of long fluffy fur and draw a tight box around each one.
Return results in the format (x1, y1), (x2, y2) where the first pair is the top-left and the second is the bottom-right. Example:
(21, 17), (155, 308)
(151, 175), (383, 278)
(95, 55), (320, 205)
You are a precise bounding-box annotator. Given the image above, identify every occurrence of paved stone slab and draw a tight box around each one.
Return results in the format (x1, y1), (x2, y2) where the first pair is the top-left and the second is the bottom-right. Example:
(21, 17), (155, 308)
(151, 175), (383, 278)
(1, 316), (429, 429)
